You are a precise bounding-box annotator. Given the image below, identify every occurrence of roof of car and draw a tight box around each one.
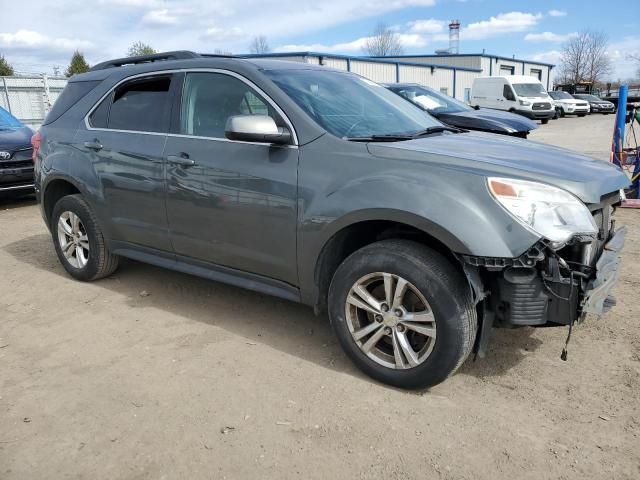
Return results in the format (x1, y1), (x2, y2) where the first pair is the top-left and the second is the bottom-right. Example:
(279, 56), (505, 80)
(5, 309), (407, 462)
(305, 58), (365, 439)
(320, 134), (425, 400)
(71, 51), (338, 82)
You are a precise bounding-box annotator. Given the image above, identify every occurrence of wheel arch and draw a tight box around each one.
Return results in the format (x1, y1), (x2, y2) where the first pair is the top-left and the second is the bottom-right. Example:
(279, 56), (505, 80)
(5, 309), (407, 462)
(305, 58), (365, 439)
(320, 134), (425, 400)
(42, 175), (85, 227)
(308, 210), (469, 314)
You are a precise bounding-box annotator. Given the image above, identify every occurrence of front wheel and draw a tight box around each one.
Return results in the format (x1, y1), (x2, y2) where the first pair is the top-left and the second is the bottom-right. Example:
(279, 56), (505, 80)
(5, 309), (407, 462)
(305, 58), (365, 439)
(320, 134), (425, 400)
(541, 119), (549, 125)
(578, 114), (587, 117)
(328, 240), (477, 389)
(51, 194), (119, 281)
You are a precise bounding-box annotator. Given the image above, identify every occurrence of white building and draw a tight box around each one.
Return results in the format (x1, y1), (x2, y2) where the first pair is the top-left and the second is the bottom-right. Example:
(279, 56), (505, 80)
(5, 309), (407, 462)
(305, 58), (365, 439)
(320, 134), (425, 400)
(244, 52), (555, 102)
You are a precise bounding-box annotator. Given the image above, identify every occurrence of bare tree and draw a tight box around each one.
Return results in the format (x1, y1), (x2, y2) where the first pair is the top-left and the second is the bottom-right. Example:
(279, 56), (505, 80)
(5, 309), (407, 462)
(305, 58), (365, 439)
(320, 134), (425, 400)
(363, 23), (404, 57)
(559, 30), (612, 84)
(249, 35), (270, 54)
(627, 53), (640, 79)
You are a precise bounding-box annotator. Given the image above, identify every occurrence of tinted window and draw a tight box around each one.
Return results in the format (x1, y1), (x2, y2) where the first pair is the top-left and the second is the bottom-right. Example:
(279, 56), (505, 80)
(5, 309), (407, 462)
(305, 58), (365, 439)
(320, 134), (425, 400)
(503, 85), (515, 101)
(43, 80), (100, 125)
(89, 94), (111, 128)
(108, 76), (172, 132)
(180, 72), (281, 138)
(266, 69), (441, 139)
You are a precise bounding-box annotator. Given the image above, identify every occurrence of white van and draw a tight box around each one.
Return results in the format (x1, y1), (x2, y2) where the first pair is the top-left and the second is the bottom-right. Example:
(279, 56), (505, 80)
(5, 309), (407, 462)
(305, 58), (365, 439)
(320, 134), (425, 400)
(470, 76), (555, 124)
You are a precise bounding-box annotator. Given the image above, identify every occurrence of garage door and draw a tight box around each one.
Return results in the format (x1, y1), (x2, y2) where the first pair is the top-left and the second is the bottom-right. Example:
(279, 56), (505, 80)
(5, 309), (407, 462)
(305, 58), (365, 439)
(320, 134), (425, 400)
(500, 65), (515, 75)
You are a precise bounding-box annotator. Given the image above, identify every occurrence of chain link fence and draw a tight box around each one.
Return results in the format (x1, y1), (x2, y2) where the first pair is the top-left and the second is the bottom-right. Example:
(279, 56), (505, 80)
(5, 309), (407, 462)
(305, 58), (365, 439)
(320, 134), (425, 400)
(0, 75), (68, 130)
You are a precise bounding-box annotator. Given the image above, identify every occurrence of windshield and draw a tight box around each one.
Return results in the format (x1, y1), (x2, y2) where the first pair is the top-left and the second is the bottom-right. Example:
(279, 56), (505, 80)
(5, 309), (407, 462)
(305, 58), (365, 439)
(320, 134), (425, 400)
(0, 107), (24, 130)
(575, 94), (601, 102)
(549, 91), (574, 100)
(512, 83), (547, 98)
(388, 85), (470, 114)
(265, 69), (441, 138)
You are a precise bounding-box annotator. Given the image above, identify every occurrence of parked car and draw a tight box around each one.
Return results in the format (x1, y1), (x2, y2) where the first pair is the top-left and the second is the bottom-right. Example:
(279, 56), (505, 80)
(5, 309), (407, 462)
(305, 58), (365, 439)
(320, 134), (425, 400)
(384, 83), (537, 138)
(35, 52), (629, 389)
(471, 75), (555, 124)
(548, 91), (590, 117)
(0, 106), (34, 194)
(573, 94), (616, 114)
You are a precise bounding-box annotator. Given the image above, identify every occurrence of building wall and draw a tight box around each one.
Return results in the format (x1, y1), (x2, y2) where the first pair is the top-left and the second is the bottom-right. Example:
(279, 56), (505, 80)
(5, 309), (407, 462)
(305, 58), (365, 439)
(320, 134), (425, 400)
(349, 60), (397, 83)
(386, 55), (482, 70)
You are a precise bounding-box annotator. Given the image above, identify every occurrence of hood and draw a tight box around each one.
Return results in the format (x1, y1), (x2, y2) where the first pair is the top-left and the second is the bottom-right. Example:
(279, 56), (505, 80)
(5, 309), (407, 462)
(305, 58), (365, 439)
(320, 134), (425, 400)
(0, 126), (33, 150)
(367, 131), (629, 204)
(435, 109), (538, 134)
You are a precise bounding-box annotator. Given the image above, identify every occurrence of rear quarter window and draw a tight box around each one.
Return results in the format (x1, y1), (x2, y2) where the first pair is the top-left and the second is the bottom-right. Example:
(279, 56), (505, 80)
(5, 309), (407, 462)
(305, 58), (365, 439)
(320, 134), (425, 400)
(43, 80), (101, 125)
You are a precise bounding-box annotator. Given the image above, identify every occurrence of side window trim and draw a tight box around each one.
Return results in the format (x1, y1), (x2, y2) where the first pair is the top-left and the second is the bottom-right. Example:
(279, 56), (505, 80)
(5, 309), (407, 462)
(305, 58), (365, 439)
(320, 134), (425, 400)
(84, 68), (298, 145)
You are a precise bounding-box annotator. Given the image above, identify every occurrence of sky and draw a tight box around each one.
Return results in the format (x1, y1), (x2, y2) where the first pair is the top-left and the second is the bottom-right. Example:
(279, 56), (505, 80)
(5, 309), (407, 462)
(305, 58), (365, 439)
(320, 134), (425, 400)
(0, 0), (638, 80)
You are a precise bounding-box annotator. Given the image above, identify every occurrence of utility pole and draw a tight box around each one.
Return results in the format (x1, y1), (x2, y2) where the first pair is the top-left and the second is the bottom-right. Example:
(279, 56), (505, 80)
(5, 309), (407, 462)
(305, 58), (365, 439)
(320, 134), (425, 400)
(53, 65), (60, 77)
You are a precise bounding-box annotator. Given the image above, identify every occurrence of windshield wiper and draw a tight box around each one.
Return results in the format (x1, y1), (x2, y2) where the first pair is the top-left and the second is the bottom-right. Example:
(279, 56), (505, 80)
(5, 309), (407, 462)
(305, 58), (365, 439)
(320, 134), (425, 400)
(346, 134), (414, 142)
(409, 126), (464, 138)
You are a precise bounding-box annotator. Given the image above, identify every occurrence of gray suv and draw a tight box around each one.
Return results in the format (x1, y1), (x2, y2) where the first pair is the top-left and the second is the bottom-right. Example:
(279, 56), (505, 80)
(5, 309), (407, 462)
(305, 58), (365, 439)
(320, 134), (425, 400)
(34, 51), (628, 389)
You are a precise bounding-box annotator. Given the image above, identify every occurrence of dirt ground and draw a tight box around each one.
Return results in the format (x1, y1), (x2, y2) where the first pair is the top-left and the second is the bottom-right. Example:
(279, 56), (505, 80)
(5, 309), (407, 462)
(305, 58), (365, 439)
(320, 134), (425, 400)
(1, 114), (639, 479)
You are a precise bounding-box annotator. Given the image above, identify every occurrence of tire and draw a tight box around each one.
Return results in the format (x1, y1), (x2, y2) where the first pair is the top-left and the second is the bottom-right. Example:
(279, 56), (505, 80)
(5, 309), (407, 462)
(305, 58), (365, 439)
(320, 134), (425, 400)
(560, 108), (566, 118)
(51, 194), (119, 281)
(541, 119), (549, 125)
(578, 114), (586, 117)
(328, 239), (477, 389)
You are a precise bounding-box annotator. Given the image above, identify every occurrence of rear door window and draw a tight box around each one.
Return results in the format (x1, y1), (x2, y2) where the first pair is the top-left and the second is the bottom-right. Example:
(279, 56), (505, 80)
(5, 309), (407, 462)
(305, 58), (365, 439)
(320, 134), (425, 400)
(106, 75), (173, 133)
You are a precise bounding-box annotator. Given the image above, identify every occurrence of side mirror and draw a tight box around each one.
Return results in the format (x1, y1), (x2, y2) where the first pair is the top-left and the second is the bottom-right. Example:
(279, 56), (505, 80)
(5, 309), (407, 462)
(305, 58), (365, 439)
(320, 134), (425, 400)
(225, 115), (292, 145)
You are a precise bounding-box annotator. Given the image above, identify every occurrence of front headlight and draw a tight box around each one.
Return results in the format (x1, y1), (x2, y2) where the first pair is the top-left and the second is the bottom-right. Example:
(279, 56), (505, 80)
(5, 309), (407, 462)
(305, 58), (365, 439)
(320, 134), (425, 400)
(488, 177), (597, 246)
(519, 100), (531, 106)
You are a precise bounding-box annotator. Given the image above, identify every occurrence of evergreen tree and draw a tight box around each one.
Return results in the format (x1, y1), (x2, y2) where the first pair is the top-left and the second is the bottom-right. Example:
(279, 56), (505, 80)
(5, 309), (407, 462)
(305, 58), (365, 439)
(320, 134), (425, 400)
(65, 51), (90, 77)
(0, 54), (14, 76)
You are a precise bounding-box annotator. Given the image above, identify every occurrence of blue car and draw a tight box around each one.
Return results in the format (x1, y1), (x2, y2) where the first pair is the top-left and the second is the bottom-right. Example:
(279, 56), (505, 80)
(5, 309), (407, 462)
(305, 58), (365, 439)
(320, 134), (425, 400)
(0, 106), (34, 194)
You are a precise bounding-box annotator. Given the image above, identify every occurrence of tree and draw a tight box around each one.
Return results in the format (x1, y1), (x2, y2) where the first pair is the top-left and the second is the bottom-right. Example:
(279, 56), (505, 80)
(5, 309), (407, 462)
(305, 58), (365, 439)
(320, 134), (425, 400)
(127, 41), (157, 57)
(249, 35), (270, 54)
(363, 23), (404, 57)
(0, 54), (14, 76)
(65, 51), (90, 77)
(559, 30), (612, 84)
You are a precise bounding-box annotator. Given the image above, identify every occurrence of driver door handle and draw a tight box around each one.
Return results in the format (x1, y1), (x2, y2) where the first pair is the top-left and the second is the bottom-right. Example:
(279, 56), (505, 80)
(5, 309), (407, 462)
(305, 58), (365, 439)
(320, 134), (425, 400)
(167, 153), (196, 167)
(83, 140), (103, 150)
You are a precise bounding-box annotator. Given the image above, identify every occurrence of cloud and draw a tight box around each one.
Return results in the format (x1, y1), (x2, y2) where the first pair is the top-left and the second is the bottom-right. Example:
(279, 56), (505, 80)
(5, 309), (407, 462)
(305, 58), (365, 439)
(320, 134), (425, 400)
(548, 9), (567, 17)
(0, 29), (93, 53)
(463, 12), (542, 40)
(407, 19), (445, 34)
(141, 9), (179, 26)
(531, 50), (562, 64)
(277, 32), (428, 54)
(202, 26), (245, 42)
(606, 36), (640, 80)
(525, 32), (578, 42)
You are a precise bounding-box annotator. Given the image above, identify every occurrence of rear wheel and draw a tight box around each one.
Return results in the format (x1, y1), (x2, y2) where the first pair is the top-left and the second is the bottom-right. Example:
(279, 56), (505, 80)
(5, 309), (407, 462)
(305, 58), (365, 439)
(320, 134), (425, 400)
(578, 114), (586, 117)
(51, 194), (119, 281)
(541, 119), (549, 125)
(328, 240), (477, 389)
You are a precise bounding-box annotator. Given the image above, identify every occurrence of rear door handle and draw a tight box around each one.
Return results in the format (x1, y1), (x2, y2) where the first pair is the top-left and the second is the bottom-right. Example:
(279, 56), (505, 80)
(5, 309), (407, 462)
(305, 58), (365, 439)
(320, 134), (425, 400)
(83, 140), (103, 150)
(167, 153), (196, 167)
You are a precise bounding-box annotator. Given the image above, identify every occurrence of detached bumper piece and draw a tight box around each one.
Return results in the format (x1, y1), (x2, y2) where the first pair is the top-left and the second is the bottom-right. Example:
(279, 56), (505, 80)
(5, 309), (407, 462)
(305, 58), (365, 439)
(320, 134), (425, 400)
(581, 227), (626, 316)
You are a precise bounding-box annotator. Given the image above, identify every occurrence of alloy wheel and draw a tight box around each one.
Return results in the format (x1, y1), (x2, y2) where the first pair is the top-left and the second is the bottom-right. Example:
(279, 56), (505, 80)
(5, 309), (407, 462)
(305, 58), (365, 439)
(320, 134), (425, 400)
(57, 211), (90, 269)
(344, 272), (437, 369)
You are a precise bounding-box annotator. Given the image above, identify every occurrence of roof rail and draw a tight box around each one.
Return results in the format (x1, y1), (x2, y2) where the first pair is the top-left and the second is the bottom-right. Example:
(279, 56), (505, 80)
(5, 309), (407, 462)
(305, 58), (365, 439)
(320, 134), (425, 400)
(90, 50), (201, 71)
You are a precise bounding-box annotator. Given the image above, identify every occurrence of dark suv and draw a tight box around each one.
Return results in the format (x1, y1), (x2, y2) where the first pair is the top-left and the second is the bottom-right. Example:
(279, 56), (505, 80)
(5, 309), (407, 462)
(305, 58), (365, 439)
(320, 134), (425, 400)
(35, 51), (628, 389)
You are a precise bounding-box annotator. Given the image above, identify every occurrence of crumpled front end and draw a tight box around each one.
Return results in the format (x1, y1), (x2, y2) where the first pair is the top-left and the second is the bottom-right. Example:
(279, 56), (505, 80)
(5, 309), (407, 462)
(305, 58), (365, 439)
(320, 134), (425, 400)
(462, 191), (625, 340)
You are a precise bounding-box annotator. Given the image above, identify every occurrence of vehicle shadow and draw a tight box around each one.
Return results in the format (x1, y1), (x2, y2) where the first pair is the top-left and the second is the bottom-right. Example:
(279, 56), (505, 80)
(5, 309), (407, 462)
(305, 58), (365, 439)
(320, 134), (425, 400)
(5, 233), (543, 388)
(0, 192), (37, 210)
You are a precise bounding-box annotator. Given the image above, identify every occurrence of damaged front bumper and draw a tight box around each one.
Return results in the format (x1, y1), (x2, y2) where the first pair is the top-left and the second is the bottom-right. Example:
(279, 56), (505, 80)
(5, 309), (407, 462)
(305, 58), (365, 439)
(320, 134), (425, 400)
(581, 226), (626, 316)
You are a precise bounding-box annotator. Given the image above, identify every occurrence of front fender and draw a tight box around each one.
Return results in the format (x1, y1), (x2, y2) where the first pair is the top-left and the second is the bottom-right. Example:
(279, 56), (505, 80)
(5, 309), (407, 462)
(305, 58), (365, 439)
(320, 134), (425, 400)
(296, 136), (540, 304)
